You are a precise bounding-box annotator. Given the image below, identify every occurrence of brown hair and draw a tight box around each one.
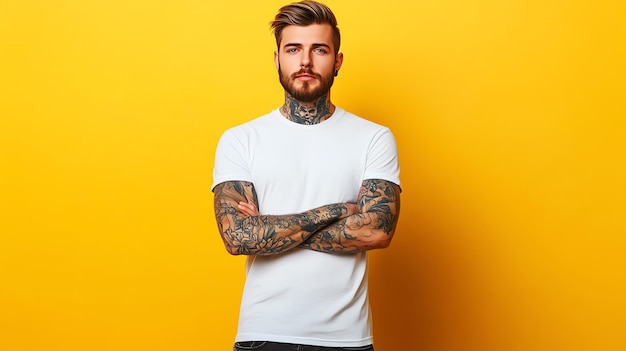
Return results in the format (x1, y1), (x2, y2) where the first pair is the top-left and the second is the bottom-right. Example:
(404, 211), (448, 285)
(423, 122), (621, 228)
(270, 1), (341, 54)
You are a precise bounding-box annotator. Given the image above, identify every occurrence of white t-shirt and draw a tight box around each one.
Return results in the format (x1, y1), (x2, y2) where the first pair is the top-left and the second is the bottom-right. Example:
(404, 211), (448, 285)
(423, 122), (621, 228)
(212, 107), (400, 347)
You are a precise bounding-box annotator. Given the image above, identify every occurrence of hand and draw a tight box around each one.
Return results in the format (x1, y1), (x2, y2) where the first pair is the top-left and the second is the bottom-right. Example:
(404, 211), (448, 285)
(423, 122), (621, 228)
(238, 201), (260, 216)
(344, 203), (359, 217)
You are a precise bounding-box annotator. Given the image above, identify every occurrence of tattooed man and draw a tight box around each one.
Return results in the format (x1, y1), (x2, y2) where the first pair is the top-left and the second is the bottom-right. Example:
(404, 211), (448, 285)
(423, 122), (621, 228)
(212, 2), (401, 350)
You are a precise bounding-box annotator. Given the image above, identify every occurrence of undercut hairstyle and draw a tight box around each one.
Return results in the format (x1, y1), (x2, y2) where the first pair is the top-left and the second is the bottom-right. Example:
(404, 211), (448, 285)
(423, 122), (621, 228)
(270, 1), (341, 55)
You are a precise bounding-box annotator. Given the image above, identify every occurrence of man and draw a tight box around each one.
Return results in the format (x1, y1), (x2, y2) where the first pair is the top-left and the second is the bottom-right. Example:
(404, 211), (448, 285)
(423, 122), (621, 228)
(211, 1), (401, 350)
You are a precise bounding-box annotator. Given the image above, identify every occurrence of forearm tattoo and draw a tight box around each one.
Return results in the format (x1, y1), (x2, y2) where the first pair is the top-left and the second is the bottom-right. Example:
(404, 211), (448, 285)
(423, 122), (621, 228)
(301, 179), (401, 254)
(214, 181), (352, 255)
(280, 92), (333, 125)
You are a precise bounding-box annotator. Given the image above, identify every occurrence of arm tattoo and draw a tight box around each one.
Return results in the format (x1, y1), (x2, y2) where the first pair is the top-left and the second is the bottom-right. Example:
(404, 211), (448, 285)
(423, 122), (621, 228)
(214, 181), (353, 255)
(280, 92), (334, 125)
(300, 179), (401, 254)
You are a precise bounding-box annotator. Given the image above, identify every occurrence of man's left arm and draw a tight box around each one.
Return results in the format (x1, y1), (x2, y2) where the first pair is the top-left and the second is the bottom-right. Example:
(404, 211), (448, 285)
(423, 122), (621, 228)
(299, 179), (401, 253)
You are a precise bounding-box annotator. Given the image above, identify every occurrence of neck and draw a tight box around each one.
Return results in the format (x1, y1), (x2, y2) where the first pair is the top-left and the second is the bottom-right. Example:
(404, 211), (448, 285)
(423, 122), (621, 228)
(280, 92), (335, 125)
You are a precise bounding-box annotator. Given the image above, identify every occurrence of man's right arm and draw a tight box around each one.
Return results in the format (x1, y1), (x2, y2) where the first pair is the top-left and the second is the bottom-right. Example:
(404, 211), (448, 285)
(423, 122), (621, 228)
(213, 181), (358, 256)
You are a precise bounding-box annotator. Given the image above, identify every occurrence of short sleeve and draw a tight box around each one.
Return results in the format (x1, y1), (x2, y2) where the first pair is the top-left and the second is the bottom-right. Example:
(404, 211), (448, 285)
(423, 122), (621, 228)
(211, 129), (253, 191)
(363, 128), (401, 188)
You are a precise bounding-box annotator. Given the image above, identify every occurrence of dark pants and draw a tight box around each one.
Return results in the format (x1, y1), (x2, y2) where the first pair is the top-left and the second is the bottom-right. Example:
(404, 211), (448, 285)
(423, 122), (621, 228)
(234, 341), (374, 351)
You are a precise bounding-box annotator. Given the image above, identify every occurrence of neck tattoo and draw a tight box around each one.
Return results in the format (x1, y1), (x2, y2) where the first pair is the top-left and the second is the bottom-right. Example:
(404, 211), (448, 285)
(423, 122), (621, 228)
(280, 93), (335, 125)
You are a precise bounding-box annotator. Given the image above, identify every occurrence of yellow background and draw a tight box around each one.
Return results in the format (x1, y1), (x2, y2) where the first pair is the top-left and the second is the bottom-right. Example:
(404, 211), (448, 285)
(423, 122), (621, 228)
(1, 0), (624, 350)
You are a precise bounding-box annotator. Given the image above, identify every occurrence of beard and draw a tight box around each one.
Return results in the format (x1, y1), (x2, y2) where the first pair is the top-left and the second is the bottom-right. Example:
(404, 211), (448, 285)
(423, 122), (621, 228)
(278, 66), (335, 103)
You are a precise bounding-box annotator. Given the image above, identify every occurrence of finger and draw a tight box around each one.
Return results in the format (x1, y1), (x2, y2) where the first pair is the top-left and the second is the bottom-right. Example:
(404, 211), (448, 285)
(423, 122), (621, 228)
(238, 201), (259, 215)
(246, 201), (258, 212)
(238, 202), (258, 216)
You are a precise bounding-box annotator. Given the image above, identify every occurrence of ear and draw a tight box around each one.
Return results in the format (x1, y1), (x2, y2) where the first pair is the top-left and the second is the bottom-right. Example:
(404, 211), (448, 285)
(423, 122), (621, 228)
(335, 52), (344, 72)
(274, 51), (279, 70)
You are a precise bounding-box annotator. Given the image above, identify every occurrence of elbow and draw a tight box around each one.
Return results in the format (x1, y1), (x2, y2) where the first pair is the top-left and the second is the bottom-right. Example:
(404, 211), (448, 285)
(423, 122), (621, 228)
(220, 236), (247, 256)
(373, 237), (392, 250)
(224, 241), (264, 256)
(224, 242), (256, 256)
(226, 246), (243, 256)
(376, 238), (392, 250)
(371, 229), (395, 250)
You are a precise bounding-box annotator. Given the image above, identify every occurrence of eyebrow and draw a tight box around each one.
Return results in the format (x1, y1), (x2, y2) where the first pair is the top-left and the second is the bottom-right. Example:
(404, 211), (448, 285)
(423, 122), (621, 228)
(283, 43), (331, 49)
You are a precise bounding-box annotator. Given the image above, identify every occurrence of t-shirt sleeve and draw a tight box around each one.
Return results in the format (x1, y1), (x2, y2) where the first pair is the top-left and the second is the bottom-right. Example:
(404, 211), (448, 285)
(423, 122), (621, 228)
(363, 127), (401, 188)
(211, 129), (253, 191)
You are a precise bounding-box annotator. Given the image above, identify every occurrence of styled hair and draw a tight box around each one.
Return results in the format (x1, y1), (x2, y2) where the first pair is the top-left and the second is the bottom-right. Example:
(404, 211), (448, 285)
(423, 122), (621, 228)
(270, 1), (341, 54)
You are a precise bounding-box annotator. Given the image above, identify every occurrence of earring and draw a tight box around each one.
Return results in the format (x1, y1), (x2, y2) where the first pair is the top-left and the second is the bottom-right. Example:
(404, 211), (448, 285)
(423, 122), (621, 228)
(334, 70), (339, 77)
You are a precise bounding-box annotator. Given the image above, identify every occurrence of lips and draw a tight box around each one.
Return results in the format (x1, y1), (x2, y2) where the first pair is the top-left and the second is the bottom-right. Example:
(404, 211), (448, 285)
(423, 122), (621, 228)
(295, 73), (319, 83)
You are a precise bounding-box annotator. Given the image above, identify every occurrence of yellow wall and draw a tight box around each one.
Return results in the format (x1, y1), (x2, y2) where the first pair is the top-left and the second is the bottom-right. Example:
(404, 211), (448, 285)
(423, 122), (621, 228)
(1, 0), (624, 350)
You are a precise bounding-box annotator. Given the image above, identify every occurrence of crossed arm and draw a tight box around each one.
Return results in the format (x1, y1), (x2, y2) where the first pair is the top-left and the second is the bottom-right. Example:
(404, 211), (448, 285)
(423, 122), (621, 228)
(213, 179), (401, 255)
(300, 179), (401, 253)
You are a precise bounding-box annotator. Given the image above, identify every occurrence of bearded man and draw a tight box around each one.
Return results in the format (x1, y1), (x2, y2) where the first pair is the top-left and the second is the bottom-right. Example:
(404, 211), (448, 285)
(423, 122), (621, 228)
(212, 2), (401, 350)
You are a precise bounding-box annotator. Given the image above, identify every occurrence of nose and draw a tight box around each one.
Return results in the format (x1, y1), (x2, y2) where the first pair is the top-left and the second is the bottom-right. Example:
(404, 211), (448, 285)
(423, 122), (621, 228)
(300, 50), (312, 68)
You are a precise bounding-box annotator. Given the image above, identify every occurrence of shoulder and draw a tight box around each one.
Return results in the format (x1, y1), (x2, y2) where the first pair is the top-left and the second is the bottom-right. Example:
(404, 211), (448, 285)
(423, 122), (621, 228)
(337, 108), (394, 137)
(219, 110), (279, 139)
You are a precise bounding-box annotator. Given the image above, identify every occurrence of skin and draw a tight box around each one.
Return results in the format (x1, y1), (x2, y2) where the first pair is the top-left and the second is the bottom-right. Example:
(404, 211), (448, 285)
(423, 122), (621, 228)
(275, 23), (343, 124)
(213, 23), (401, 255)
(214, 181), (358, 255)
(234, 180), (401, 254)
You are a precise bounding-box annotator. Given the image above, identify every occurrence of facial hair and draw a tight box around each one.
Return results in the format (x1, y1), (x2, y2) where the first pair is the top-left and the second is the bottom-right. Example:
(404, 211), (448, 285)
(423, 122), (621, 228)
(278, 65), (335, 103)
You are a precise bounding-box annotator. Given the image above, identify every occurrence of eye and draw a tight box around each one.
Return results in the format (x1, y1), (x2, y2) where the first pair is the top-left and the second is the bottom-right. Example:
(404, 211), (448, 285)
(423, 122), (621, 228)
(285, 47), (298, 53)
(313, 48), (328, 54)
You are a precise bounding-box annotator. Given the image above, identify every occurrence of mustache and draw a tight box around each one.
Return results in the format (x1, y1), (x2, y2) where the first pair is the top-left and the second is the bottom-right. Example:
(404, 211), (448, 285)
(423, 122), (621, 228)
(292, 69), (321, 79)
